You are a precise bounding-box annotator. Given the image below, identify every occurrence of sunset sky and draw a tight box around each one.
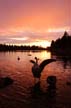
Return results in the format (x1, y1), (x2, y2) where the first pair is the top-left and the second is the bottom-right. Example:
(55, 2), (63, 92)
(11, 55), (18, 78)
(0, 0), (71, 47)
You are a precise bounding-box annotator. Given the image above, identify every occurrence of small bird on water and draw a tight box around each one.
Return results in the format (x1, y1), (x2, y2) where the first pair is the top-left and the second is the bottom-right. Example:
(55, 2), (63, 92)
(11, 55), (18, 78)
(17, 56), (20, 61)
(30, 57), (56, 80)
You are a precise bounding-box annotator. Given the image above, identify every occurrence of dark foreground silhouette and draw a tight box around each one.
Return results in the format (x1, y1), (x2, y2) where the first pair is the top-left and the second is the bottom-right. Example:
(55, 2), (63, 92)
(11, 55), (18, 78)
(31, 76), (57, 108)
(0, 77), (13, 88)
(0, 44), (45, 51)
(50, 31), (71, 56)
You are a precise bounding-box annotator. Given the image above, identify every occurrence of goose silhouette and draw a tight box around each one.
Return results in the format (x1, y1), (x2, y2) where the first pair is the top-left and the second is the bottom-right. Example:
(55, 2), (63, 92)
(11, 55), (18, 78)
(30, 57), (56, 80)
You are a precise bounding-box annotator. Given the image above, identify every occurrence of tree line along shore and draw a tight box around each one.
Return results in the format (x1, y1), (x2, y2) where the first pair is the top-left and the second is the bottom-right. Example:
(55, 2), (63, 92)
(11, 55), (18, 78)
(0, 31), (71, 56)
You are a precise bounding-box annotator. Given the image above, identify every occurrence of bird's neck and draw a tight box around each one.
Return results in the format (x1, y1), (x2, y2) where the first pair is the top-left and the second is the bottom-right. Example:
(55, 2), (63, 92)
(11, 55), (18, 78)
(36, 59), (38, 64)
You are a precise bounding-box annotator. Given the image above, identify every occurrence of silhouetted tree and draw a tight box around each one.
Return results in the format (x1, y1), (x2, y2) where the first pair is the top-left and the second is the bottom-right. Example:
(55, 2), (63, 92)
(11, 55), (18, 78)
(0, 44), (45, 51)
(50, 31), (71, 55)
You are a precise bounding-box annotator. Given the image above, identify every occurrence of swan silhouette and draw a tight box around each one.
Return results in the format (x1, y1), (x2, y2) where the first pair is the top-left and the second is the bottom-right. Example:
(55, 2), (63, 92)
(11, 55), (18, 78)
(30, 57), (56, 80)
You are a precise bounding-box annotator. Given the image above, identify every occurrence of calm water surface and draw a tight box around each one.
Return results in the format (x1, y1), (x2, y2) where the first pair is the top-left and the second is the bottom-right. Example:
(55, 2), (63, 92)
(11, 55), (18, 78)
(0, 51), (71, 108)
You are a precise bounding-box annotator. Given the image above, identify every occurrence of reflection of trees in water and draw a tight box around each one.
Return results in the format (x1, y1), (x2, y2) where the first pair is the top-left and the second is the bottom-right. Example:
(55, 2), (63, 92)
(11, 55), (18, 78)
(59, 56), (69, 69)
(51, 54), (71, 69)
(60, 56), (71, 69)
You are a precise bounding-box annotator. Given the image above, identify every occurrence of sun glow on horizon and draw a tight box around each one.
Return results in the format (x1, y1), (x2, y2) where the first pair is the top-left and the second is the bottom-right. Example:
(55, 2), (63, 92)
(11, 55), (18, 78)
(24, 41), (51, 48)
(0, 27), (71, 48)
(7, 41), (51, 48)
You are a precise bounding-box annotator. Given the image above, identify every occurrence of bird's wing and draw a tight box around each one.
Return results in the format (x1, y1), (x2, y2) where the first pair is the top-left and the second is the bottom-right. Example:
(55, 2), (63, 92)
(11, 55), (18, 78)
(39, 59), (56, 72)
(30, 60), (35, 64)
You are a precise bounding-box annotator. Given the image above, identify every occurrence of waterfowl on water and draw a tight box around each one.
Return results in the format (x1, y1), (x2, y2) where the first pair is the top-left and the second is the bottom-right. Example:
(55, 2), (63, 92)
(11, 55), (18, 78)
(17, 56), (20, 61)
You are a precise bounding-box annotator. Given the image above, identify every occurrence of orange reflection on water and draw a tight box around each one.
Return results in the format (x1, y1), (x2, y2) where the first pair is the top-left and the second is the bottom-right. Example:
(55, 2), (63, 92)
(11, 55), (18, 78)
(39, 51), (51, 61)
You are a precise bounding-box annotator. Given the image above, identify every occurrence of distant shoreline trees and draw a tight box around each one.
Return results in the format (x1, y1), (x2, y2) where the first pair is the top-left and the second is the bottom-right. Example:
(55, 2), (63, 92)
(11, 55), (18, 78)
(0, 31), (71, 55)
(0, 44), (46, 51)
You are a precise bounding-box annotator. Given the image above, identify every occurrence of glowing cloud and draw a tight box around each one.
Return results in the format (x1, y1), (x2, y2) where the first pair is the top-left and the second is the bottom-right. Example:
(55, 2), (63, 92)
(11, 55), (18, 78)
(11, 37), (28, 41)
(47, 27), (70, 33)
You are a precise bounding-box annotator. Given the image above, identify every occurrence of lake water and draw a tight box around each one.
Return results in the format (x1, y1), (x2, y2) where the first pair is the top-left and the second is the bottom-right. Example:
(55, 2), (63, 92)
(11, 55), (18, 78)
(0, 50), (71, 108)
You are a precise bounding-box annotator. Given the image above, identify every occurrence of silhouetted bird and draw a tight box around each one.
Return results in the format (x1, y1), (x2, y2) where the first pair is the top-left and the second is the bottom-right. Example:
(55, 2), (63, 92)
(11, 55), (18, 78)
(17, 56), (20, 61)
(30, 57), (56, 80)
